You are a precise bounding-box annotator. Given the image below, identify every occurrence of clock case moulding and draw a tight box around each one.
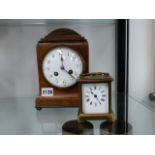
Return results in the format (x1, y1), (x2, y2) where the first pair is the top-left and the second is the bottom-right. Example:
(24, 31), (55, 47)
(35, 28), (89, 109)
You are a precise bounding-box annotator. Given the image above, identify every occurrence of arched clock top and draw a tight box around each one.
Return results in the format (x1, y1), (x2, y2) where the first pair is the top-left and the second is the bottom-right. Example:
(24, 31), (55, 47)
(39, 28), (87, 43)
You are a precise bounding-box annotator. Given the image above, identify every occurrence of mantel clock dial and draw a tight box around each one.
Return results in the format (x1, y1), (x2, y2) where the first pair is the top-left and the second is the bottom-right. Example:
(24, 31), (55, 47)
(35, 28), (89, 109)
(42, 46), (83, 88)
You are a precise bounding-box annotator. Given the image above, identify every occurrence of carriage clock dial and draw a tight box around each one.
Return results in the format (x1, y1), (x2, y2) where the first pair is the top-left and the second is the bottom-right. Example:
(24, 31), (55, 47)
(82, 83), (108, 113)
(42, 46), (83, 88)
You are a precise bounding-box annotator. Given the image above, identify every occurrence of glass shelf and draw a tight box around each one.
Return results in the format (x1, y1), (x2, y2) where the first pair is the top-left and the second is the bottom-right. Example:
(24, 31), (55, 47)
(0, 94), (154, 135)
(0, 19), (116, 26)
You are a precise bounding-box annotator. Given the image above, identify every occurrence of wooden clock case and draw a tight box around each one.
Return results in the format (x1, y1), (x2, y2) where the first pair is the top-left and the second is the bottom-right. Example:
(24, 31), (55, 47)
(35, 28), (89, 109)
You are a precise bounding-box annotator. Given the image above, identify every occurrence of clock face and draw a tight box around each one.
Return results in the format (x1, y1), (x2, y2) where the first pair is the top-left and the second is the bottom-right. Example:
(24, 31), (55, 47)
(42, 46), (83, 88)
(82, 83), (109, 113)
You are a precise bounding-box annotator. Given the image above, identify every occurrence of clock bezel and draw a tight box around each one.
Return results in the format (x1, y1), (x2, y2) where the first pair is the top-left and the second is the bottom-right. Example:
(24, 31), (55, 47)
(41, 45), (86, 89)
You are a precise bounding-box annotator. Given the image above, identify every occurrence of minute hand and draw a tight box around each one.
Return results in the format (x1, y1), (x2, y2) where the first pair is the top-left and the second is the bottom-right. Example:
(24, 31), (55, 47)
(96, 96), (102, 105)
(90, 88), (101, 105)
(63, 67), (76, 79)
(59, 52), (64, 67)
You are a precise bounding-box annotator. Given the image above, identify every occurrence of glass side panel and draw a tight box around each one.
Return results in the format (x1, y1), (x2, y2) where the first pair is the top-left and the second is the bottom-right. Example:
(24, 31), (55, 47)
(128, 95), (155, 135)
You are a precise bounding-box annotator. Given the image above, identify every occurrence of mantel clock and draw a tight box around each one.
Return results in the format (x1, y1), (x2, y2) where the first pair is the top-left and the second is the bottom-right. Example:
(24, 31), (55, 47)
(35, 28), (89, 110)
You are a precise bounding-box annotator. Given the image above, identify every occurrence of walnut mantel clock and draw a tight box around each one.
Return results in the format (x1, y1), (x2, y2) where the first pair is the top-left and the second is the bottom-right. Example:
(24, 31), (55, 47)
(77, 72), (114, 122)
(35, 28), (89, 110)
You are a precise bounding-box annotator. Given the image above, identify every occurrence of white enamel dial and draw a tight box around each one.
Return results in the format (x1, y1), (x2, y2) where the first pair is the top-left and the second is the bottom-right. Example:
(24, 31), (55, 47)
(42, 46), (83, 88)
(82, 83), (109, 113)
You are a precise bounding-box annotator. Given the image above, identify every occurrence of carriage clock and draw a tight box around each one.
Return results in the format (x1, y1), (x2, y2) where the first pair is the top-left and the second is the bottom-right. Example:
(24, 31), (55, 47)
(35, 28), (89, 110)
(77, 72), (115, 122)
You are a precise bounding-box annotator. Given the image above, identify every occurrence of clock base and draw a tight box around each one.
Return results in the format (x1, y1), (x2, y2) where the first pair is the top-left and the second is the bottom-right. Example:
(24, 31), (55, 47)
(78, 112), (115, 123)
(100, 120), (132, 135)
(62, 120), (93, 135)
(35, 95), (80, 108)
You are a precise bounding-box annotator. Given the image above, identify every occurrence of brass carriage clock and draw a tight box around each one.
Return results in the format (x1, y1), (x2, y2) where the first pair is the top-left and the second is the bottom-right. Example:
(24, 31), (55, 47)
(35, 28), (89, 110)
(77, 72), (114, 122)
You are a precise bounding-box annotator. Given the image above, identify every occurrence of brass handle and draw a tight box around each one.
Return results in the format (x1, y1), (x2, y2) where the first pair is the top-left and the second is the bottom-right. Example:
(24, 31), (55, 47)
(80, 72), (109, 77)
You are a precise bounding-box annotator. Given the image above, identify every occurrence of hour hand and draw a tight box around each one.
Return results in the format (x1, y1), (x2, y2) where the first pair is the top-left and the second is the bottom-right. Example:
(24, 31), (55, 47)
(63, 68), (76, 79)
(89, 88), (94, 95)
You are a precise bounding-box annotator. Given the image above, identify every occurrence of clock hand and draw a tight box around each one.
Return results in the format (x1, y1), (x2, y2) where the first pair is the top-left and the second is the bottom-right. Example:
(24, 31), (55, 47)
(96, 96), (102, 105)
(59, 50), (64, 67)
(94, 94), (102, 105)
(63, 67), (76, 79)
(60, 63), (76, 79)
(90, 88), (102, 105)
(59, 49), (76, 79)
(90, 88), (94, 95)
